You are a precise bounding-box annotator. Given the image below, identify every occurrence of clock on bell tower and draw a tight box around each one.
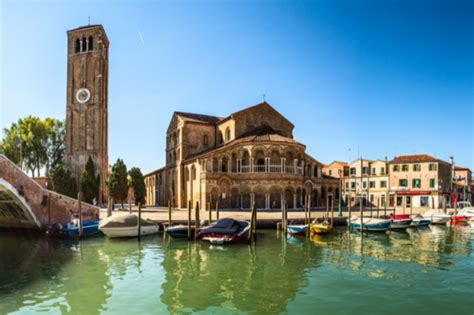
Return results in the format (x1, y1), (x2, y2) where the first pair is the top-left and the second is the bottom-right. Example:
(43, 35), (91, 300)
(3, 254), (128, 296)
(65, 24), (109, 204)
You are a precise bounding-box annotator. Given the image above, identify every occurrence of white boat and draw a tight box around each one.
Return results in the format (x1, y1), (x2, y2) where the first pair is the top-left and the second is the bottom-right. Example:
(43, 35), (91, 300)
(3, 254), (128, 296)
(99, 213), (160, 238)
(421, 209), (451, 225)
(410, 215), (431, 227)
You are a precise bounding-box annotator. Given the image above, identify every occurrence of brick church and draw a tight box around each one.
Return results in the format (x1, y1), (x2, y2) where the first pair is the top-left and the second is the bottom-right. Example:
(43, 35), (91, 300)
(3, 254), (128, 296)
(144, 102), (339, 210)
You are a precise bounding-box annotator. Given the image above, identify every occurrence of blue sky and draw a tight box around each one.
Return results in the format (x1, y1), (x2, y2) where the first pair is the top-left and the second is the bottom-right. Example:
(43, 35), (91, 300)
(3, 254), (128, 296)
(1, 0), (473, 173)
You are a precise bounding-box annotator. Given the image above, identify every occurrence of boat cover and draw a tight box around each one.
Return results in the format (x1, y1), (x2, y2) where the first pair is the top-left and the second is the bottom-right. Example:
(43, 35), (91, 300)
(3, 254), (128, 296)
(100, 214), (156, 228)
(200, 218), (248, 235)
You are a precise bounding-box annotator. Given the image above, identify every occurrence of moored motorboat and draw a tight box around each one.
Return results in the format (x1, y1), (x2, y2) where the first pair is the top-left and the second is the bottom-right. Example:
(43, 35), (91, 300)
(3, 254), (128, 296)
(421, 209), (451, 225)
(390, 214), (412, 230)
(349, 217), (391, 233)
(47, 219), (100, 238)
(309, 218), (332, 235)
(99, 213), (160, 238)
(165, 225), (195, 238)
(197, 218), (250, 244)
(287, 224), (308, 236)
(410, 215), (431, 227)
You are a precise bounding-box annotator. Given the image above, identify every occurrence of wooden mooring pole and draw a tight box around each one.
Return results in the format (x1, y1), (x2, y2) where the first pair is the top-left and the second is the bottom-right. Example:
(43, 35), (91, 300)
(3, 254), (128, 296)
(138, 202), (142, 239)
(195, 201), (200, 240)
(359, 196), (363, 235)
(168, 200), (172, 228)
(78, 192), (83, 238)
(208, 201), (212, 224)
(187, 200), (192, 239)
(377, 198), (380, 218)
(216, 200), (220, 221)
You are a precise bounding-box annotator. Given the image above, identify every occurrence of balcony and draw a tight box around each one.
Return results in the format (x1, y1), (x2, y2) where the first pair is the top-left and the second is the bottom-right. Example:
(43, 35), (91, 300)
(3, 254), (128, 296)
(204, 164), (305, 175)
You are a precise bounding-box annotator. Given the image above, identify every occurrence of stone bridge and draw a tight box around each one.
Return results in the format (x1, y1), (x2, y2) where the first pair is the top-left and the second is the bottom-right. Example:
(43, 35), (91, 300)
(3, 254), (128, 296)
(0, 154), (99, 230)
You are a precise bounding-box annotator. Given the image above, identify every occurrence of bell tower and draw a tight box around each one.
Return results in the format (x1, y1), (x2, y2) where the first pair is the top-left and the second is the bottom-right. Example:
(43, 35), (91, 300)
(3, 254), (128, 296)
(65, 25), (109, 204)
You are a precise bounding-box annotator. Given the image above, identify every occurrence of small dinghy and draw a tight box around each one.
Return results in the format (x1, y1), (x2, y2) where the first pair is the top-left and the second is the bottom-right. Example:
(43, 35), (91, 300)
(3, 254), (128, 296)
(390, 214), (412, 230)
(165, 225), (195, 238)
(99, 214), (159, 238)
(287, 224), (308, 236)
(197, 218), (250, 244)
(421, 209), (451, 225)
(349, 217), (391, 233)
(47, 218), (100, 238)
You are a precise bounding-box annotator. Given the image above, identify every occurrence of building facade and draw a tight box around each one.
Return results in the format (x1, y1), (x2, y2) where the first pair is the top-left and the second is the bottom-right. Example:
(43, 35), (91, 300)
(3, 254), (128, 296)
(453, 166), (473, 204)
(144, 102), (339, 210)
(323, 161), (349, 178)
(388, 155), (452, 209)
(64, 25), (109, 203)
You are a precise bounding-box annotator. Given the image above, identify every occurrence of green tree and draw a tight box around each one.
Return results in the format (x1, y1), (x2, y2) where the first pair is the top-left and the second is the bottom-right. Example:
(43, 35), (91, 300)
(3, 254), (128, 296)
(80, 156), (99, 204)
(44, 118), (65, 176)
(0, 123), (22, 166)
(51, 165), (78, 198)
(128, 167), (146, 205)
(110, 159), (128, 209)
(18, 116), (49, 177)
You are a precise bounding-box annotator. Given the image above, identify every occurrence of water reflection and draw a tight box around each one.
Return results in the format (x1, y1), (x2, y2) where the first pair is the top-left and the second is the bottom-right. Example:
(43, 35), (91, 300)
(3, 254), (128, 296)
(160, 234), (322, 314)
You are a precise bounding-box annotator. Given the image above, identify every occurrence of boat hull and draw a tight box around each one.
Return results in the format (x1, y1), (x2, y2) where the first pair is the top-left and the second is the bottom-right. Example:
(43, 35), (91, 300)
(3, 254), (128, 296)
(165, 225), (195, 238)
(198, 219), (251, 244)
(309, 223), (332, 235)
(390, 219), (412, 230)
(350, 217), (391, 232)
(48, 220), (100, 238)
(287, 225), (308, 235)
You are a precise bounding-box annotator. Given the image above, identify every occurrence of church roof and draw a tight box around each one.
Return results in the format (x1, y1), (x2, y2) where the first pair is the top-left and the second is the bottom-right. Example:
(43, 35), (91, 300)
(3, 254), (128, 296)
(174, 112), (223, 124)
(232, 124), (300, 145)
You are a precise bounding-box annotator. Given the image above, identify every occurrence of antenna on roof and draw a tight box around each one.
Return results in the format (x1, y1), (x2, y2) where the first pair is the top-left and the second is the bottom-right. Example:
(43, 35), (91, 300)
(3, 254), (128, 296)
(262, 94), (266, 102)
(88, 16), (90, 26)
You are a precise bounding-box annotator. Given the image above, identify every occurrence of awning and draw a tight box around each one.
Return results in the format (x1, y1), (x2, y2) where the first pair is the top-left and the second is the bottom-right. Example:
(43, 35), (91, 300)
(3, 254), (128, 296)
(395, 190), (433, 196)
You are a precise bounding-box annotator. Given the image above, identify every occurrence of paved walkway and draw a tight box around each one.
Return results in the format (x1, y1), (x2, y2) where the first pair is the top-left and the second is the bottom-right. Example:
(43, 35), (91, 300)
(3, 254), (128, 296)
(100, 206), (443, 225)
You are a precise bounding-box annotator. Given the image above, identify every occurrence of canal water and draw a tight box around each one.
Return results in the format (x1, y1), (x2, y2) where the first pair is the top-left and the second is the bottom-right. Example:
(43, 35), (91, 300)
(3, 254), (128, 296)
(0, 226), (473, 315)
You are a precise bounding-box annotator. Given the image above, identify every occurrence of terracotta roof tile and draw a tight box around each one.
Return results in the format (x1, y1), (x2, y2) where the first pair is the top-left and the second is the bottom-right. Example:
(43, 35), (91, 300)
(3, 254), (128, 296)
(174, 112), (223, 124)
(389, 154), (448, 164)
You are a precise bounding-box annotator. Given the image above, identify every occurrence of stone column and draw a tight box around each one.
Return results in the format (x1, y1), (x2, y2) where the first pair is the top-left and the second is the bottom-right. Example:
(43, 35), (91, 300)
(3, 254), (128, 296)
(250, 158), (254, 173)
(218, 159), (222, 173)
(294, 159), (298, 174)
(293, 193), (297, 209)
(237, 159), (241, 173)
(265, 194), (270, 209)
(240, 194), (243, 208)
(250, 193), (255, 208)
(281, 193), (285, 208)
(265, 158), (269, 173)
(281, 158), (286, 173)
(228, 160), (232, 173)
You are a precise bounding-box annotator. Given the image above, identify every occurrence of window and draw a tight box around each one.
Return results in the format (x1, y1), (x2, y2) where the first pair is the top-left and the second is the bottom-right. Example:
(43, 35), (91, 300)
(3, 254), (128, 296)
(371, 168), (376, 175)
(430, 178), (435, 188)
(406, 196), (411, 207)
(369, 181), (375, 188)
(363, 181), (367, 188)
(351, 182), (355, 189)
(393, 165), (400, 172)
(88, 36), (93, 50)
(225, 128), (231, 141)
(399, 179), (408, 187)
(218, 132), (223, 144)
(345, 182), (349, 189)
(82, 37), (87, 52)
(396, 197), (403, 206)
(370, 194), (374, 202)
(362, 167), (368, 175)
(380, 181), (387, 188)
(381, 195), (386, 207)
(381, 167), (385, 175)
(203, 135), (208, 145)
(350, 168), (356, 175)
(429, 163), (437, 171)
(412, 179), (421, 188)
(420, 196), (429, 207)
(329, 170), (332, 176)
(75, 38), (80, 53)
(413, 164), (421, 171)
(402, 165), (409, 171)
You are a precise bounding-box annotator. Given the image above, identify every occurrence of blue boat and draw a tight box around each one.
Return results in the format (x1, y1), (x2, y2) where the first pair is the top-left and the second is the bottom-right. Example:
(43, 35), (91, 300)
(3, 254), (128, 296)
(287, 224), (308, 235)
(349, 217), (391, 233)
(47, 219), (100, 238)
(165, 225), (195, 238)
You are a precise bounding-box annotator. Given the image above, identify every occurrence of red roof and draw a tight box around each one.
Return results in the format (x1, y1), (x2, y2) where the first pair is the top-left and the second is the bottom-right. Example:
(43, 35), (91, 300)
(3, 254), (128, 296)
(389, 154), (448, 164)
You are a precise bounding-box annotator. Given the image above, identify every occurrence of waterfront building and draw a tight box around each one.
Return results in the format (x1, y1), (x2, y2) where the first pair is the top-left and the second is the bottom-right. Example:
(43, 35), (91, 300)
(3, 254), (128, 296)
(388, 154), (452, 209)
(342, 158), (388, 207)
(64, 25), (109, 204)
(322, 161), (349, 178)
(144, 102), (339, 210)
(453, 166), (473, 204)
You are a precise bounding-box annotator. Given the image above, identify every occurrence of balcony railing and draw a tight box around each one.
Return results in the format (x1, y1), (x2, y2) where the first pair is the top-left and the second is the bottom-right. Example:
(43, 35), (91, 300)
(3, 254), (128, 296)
(205, 164), (308, 175)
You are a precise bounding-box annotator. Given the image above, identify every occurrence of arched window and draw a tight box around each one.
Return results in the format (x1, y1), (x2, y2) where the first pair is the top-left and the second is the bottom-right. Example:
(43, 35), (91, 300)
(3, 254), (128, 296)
(225, 127), (231, 141)
(82, 37), (87, 52)
(218, 132), (223, 144)
(75, 38), (80, 53)
(203, 134), (208, 145)
(88, 36), (93, 50)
